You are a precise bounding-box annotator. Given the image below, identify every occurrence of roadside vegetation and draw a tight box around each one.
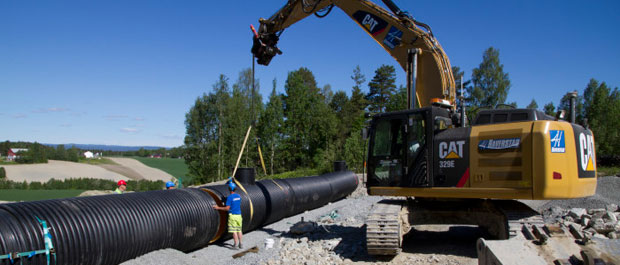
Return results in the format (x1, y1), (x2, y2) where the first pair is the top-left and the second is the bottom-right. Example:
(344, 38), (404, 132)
(78, 157), (117, 165)
(263, 168), (321, 180)
(599, 166), (620, 176)
(0, 178), (165, 192)
(0, 189), (85, 202)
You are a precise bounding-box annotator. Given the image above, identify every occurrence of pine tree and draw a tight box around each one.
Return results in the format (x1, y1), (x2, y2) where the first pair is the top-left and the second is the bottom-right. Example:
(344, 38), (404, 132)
(527, 99), (538, 109)
(366, 65), (397, 113)
(543, 102), (555, 116)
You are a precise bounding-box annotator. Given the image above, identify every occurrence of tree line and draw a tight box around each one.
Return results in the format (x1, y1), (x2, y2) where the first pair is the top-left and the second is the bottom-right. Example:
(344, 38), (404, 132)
(0, 141), (186, 164)
(0, 178), (165, 191)
(185, 46), (619, 183)
(0, 141), (79, 163)
(184, 65), (406, 184)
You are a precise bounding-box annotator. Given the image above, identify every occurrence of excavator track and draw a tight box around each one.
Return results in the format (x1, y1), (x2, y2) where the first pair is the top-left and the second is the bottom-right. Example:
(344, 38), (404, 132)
(495, 200), (545, 239)
(366, 200), (404, 255)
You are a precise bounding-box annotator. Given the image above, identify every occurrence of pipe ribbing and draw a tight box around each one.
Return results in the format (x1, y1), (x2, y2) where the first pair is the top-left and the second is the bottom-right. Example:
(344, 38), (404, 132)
(0, 170), (358, 265)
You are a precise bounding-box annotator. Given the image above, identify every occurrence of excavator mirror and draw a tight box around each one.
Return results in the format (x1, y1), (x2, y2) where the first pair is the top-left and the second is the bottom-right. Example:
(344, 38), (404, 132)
(555, 110), (566, 121)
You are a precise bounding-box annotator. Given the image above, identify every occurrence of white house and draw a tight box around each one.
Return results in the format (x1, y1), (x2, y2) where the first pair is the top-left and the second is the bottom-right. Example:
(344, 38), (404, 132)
(83, 151), (94, 158)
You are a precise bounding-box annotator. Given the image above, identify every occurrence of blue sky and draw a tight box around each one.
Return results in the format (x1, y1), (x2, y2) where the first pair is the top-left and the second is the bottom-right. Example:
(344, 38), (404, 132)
(2, 1), (619, 148)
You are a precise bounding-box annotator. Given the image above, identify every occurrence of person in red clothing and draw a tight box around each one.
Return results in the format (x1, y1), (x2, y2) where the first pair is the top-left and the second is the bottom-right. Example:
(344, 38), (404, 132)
(213, 181), (243, 249)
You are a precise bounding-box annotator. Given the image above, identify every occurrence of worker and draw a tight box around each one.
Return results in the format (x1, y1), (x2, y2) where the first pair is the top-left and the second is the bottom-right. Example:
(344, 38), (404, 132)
(115, 180), (127, 194)
(165, 181), (176, 190)
(213, 181), (243, 249)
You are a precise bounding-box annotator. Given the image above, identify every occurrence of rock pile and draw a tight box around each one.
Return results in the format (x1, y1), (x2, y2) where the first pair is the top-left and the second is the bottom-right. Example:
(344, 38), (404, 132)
(543, 204), (620, 240)
(264, 215), (369, 265)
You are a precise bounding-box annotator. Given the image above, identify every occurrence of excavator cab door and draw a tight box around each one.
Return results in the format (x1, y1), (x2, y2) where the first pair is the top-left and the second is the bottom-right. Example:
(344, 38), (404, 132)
(367, 110), (430, 188)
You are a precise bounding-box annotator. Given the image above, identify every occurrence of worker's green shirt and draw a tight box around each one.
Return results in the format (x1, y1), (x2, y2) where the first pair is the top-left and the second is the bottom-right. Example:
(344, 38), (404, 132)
(114, 188), (123, 194)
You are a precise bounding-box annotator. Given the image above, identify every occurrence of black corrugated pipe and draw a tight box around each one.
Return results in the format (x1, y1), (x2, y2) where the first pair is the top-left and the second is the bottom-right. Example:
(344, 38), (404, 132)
(235, 168), (255, 185)
(334, 161), (347, 172)
(0, 170), (358, 265)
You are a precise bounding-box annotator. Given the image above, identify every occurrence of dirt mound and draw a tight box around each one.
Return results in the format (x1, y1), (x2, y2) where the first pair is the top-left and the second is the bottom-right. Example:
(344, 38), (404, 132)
(78, 190), (116, 197)
(106, 157), (174, 182)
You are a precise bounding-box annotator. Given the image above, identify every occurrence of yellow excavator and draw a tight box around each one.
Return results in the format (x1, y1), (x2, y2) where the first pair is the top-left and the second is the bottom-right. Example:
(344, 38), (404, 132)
(252, 0), (597, 255)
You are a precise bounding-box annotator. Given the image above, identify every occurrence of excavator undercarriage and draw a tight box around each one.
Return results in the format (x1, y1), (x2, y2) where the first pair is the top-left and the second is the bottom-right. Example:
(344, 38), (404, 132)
(365, 198), (544, 255)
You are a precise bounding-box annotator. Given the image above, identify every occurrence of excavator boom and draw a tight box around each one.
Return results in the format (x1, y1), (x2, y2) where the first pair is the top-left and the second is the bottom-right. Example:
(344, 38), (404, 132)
(251, 0), (456, 108)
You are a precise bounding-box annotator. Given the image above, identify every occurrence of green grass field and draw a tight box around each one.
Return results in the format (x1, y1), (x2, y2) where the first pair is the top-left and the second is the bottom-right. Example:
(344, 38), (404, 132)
(0, 189), (86, 202)
(131, 157), (189, 179)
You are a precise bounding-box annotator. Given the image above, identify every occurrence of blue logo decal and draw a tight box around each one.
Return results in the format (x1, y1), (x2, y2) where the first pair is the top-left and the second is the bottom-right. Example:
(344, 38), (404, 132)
(383, 26), (402, 49)
(478, 138), (520, 150)
(550, 130), (565, 153)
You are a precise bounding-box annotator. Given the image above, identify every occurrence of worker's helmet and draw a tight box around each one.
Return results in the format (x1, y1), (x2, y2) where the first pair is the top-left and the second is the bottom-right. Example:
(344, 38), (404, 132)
(166, 181), (175, 189)
(228, 181), (236, 191)
(118, 180), (127, 186)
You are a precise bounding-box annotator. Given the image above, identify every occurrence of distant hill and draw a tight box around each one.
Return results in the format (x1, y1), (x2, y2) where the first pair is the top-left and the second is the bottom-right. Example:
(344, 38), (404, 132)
(44, 143), (168, 152)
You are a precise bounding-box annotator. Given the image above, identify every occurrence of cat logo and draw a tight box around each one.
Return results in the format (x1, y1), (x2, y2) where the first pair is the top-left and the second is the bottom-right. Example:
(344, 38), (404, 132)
(579, 133), (595, 171)
(353, 11), (387, 36)
(439, 141), (465, 159)
(362, 14), (379, 32)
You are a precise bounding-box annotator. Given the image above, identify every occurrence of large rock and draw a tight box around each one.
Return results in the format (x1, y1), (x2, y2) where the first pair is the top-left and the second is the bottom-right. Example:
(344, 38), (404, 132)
(606, 204), (619, 212)
(569, 208), (587, 219)
(593, 222), (617, 234)
(588, 208), (606, 215)
(604, 211), (618, 223)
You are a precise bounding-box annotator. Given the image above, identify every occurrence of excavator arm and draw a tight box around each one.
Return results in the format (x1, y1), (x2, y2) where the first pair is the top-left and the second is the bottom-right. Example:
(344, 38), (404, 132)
(252, 0), (455, 108)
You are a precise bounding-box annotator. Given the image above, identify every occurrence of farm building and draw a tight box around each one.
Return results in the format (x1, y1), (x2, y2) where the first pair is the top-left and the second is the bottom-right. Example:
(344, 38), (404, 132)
(7, 148), (28, 161)
(83, 151), (94, 158)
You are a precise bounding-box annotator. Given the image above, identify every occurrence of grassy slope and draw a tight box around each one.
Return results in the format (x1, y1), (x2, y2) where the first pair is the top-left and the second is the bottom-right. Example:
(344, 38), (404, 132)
(78, 157), (117, 165)
(131, 157), (189, 179)
(0, 189), (85, 201)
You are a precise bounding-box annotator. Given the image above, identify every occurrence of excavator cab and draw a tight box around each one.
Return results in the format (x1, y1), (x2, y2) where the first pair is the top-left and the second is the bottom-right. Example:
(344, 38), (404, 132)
(366, 107), (452, 189)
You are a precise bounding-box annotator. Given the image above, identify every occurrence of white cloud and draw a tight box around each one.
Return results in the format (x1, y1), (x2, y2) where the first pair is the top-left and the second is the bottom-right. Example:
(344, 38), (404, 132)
(104, 114), (129, 120)
(33, 107), (69, 113)
(120, 127), (140, 133)
(161, 134), (182, 140)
